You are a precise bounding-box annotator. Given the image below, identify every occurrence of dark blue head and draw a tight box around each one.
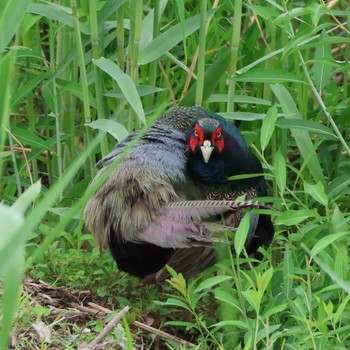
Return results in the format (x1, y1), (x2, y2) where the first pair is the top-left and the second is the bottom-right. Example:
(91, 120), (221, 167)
(186, 113), (263, 186)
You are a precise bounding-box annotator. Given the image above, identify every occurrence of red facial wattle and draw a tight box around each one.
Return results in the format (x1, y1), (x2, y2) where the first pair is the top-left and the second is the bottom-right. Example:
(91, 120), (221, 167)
(190, 124), (204, 152)
(190, 124), (225, 154)
(212, 127), (224, 153)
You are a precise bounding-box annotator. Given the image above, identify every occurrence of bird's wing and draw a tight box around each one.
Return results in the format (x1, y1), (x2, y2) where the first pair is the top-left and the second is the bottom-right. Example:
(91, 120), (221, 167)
(131, 200), (269, 249)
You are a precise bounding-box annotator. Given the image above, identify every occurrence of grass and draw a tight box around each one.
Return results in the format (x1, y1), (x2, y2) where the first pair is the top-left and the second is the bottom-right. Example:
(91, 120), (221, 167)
(1, 0), (350, 349)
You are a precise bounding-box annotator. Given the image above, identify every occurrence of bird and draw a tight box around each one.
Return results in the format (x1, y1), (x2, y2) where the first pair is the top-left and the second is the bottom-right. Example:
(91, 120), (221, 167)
(84, 106), (274, 283)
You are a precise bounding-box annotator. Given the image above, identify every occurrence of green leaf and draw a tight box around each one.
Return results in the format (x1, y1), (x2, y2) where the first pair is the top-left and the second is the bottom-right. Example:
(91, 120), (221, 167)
(11, 72), (48, 107)
(210, 320), (249, 330)
(310, 232), (349, 258)
(0, 205), (25, 276)
(220, 112), (265, 121)
(93, 58), (145, 124)
(12, 181), (41, 214)
(309, 3), (327, 26)
(0, 204), (26, 349)
(86, 119), (129, 142)
(139, 11), (215, 65)
(262, 303), (288, 319)
(304, 182), (328, 206)
(232, 68), (304, 84)
(331, 206), (348, 234)
(155, 298), (191, 312)
(27, 3), (90, 34)
(334, 245), (348, 280)
(105, 85), (164, 98)
(283, 246), (294, 298)
(49, 208), (80, 220)
(209, 94), (271, 106)
(0, 51), (13, 151)
(242, 289), (262, 312)
(314, 31), (332, 89)
(0, 0), (31, 53)
(326, 175), (350, 199)
(275, 210), (320, 226)
(234, 212), (251, 255)
(10, 126), (52, 151)
(260, 104), (278, 151)
(271, 84), (325, 184)
(276, 118), (338, 141)
(214, 289), (240, 309)
(245, 4), (279, 20)
(194, 275), (233, 294)
(274, 148), (286, 192)
(303, 244), (350, 295)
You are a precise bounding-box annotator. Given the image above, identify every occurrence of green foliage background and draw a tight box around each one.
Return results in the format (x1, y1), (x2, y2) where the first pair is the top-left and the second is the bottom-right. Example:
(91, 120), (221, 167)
(0, 0), (350, 349)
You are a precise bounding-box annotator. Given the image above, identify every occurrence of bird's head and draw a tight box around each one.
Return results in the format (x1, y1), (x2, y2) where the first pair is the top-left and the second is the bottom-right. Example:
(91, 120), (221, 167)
(187, 118), (224, 163)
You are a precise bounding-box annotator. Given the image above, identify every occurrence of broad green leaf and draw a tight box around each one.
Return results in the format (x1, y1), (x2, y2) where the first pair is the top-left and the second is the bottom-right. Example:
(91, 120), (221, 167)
(139, 11), (215, 65)
(281, 23), (331, 58)
(98, 0), (126, 30)
(214, 289), (240, 309)
(314, 31), (332, 89)
(209, 94), (271, 106)
(260, 104), (278, 151)
(194, 275), (233, 294)
(304, 182), (328, 206)
(334, 245), (348, 280)
(220, 112), (265, 121)
(0, 205), (25, 349)
(180, 49), (231, 106)
(271, 84), (325, 184)
(93, 58), (145, 124)
(176, 0), (187, 61)
(12, 181), (41, 214)
(306, 247), (350, 295)
(210, 320), (249, 330)
(49, 208), (80, 220)
(27, 3), (90, 34)
(10, 126), (53, 151)
(283, 246), (293, 298)
(105, 85), (164, 98)
(245, 4), (279, 20)
(262, 303), (288, 319)
(11, 72), (48, 107)
(155, 298), (191, 312)
(232, 68), (304, 84)
(234, 212), (251, 255)
(87, 119), (129, 142)
(0, 0), (31, 53)
(274, 148), (286, 192)
(242, 289), (261, 312)
(258, 267), (274, 294)
(276, 210), (319, 226)
(326, 175), (350, 199)
(0, 205), (24, 276)
(309, 3), (327, 26)
(331, 206), (348, 234)
(0, 51), (13, 152)
(310, 232), (349, 258)
(276, 118), (338, 141)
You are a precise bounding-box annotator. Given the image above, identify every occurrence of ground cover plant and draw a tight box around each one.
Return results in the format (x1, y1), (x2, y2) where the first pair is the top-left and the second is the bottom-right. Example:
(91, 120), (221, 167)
(1, 0), (350, 349)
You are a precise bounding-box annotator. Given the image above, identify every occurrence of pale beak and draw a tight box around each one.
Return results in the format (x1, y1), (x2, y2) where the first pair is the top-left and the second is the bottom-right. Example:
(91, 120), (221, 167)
(200, 140), (214, 163)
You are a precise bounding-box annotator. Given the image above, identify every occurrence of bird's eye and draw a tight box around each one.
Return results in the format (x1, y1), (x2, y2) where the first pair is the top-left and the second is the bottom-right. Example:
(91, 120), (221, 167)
(194, 130), (198, 137)
(217, 131), (222, 138)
